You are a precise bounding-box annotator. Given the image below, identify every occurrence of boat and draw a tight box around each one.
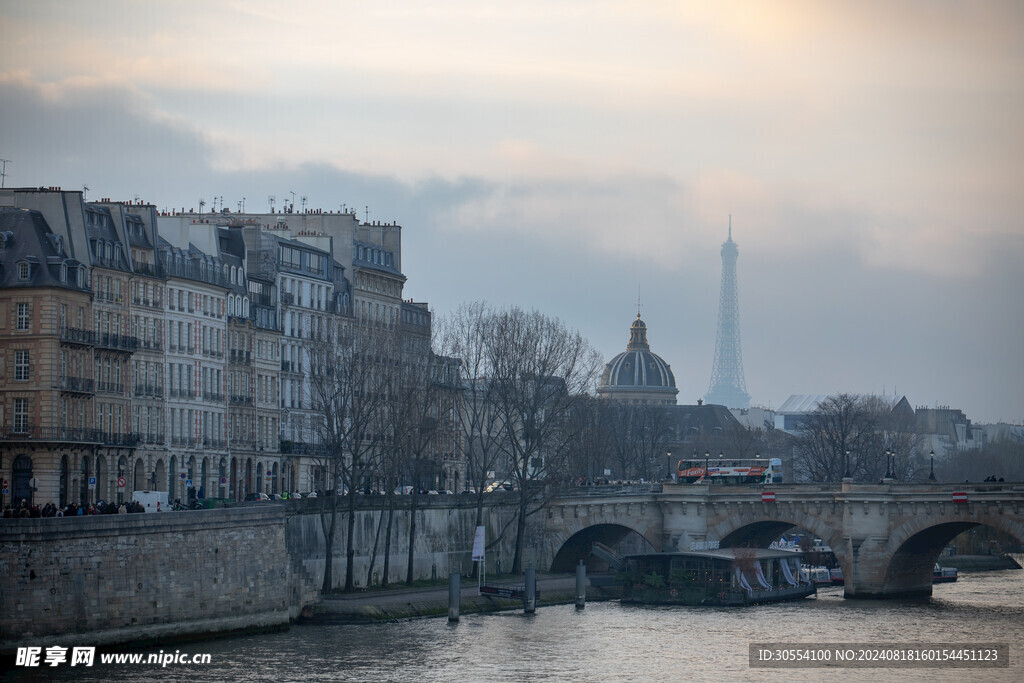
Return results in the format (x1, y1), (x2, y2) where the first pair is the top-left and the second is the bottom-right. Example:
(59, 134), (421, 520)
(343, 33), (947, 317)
(619, 547), (816, 606)
(829, 567), (844, 586)
(801, 565), (833, 587)
(933, 563), (958, 583)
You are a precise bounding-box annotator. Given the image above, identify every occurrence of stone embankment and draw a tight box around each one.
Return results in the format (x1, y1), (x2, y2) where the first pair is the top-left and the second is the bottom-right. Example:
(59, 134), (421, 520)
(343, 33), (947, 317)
(306, 574), (621, 624)
(942, 554), (1022, 572)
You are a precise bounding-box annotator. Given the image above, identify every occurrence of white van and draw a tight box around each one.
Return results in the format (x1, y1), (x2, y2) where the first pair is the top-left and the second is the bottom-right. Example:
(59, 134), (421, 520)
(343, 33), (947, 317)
(132, 490), (169, 512)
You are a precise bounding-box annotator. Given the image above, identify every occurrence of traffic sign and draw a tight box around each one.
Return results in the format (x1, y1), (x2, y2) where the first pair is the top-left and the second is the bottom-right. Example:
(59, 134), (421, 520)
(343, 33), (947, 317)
(180, 472), (186, 480)
(186, 479), (193, 488)
(88, 476), (96, 490)
(762, 491), (776, 502)
(219, 476), (227, 485)
(117, 477), (126, 489)
(952, 492), (968, 503)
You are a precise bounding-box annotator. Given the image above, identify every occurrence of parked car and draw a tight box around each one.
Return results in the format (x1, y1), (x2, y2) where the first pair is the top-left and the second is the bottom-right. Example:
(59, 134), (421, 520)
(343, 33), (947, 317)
(244, 492), (270, 502)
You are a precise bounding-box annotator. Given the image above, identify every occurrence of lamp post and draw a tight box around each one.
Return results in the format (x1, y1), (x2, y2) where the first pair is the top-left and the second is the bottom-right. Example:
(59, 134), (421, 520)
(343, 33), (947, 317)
(929, 450), (936, 482)
(704, 451), (710, 484)
(844, 450), (851, 480)
(884, 449), (893, 480)
(666, 451), (673, 481)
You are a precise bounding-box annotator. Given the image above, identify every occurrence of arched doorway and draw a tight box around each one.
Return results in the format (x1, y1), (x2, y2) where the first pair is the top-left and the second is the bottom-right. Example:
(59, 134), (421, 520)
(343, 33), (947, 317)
(201, 457), (209, 499)
(229, 457), (238, 500)
(272, 462), (279, 494)
(12, 454), (33, 505)
(79, 455), (90, 505)
(117, 455), (128, 503)
(134, 458), (145, 493)
(168, 455), (177, 501)
(59, 454), (69, 507)
(95, 455), (105, 501)
(256, 462), (264, 494)
(154, 459), (165, 493)
(245, 458), (253, 495)
(218, 458), (227, 499)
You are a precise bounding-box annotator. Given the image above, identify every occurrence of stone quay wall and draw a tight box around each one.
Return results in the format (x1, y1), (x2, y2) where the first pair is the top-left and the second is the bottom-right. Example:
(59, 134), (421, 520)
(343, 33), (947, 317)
(0, 496), (524, 650)
(0, 507), (302, 650)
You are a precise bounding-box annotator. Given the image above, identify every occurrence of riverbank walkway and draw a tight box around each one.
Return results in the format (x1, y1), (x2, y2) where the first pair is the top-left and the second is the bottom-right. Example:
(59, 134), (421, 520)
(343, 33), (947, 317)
(309, 573), (610, 623)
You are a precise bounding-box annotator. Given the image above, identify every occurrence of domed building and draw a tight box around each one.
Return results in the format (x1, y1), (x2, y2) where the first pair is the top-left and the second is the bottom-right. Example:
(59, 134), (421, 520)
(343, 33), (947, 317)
(598, 314), (679, 405)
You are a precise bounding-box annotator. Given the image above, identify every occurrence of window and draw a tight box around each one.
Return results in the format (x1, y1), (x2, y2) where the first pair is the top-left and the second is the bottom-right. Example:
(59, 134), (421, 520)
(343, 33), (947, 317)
(14, 350), (30, 381)
(17, 262), (30, 280)
(13, 398), (28, 433)
(16, 303), (30, 330)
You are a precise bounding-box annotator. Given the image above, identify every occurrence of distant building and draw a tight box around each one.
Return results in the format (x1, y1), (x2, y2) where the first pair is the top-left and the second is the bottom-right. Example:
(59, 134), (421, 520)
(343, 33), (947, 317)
(597, 314), (678, 405)
(774, 393), (914, 435)
(0, 187), (442, 507)
(915, 406), (984, 454)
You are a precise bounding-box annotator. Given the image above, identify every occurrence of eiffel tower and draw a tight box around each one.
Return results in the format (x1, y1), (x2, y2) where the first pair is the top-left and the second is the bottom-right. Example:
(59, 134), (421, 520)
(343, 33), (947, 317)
(705, 218), (751, 409)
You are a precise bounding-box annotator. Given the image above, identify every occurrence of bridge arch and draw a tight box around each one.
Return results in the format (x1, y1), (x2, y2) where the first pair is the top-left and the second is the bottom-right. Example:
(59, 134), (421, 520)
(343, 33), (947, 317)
(876, 510), (1024, 598)
(707, 512), (848, 574)
(548, 522), (659, 573)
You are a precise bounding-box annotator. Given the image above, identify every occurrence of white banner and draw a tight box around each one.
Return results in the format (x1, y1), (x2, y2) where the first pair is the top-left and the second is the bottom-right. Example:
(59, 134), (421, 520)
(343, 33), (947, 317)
(472, 525), (486, 561)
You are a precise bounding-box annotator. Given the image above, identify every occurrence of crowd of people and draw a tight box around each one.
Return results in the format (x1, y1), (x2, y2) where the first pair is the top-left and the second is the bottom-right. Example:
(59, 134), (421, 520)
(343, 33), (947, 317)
(2, 499), (145, 518)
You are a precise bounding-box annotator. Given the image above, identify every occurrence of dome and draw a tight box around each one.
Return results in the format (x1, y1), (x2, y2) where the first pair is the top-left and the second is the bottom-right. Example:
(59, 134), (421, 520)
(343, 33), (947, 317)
(598, 314), (678, 405)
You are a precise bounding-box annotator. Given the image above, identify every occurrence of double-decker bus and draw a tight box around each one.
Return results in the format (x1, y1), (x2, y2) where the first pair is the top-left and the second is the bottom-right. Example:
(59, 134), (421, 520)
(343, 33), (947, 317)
(676, 457), (783, 484)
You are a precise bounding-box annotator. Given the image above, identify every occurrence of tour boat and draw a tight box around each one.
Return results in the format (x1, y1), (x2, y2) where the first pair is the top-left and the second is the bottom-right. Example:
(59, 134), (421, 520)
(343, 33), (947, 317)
(829, 567), (844, 586)
(933, 563), (958, 583)
(619, 547), (816, 607)
(800, 565), (833, 587)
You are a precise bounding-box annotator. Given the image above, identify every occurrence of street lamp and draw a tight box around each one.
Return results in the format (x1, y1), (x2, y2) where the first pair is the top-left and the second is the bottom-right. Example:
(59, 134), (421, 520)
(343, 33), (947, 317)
(844, 450), (851, 480)
(704, 451), (710, 483)
(885, 449), (893, 480)
(666, 451), (673, 481)
(929, 450), (936, 482)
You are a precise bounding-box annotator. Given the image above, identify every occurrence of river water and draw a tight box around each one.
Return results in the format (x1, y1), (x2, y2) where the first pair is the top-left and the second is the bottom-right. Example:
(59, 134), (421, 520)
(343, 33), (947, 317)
(32, 562), (1024, 682)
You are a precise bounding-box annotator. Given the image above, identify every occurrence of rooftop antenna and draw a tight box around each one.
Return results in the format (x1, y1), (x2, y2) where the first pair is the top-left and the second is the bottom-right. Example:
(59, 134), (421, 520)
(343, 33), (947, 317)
(636, 284), (643, 319)
(0, 158), (10, 188)
(82, 184), (90, 201)
(301, 195), (307, 213)
(365, 205), (369, 223)
(199, 198), (206, 215)
(288, 191), (296, 213)
(268, 195), (276, 213)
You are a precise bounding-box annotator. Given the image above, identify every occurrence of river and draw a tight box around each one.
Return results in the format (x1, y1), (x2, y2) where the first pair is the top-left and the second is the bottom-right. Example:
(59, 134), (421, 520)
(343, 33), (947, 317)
(31, 562), (1024, 682)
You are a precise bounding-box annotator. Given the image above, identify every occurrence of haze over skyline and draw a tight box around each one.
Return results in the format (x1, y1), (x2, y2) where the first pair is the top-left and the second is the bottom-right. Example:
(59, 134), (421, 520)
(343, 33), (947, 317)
(1, 1), (1021, 424)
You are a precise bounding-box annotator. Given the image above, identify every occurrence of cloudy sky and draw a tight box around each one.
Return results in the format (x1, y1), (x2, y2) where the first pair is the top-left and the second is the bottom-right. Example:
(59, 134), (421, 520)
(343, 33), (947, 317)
(2, 0), (1021, 423)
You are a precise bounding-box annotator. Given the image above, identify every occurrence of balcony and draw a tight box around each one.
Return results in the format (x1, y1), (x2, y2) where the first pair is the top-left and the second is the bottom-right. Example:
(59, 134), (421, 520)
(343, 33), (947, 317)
(171, 436), (193, 446)
(229, 350), (252, 365)
(280, 440), (328, 456)
(168, 388), (195, 399)
(58, 376), (95, 394)
(60, 327), (96, 346)
(137, 339), (162, 352)
(229, 395), (253, 406)
(96, 381), (124, 394)
(202, 391), (225, 403)
(202, 437), (227, 449)
(0, 426), (102, 443)
(95, 332), (139, 353)
(100, 432), (140, 447)
(133, 383), (164, 398)
(281, 292), (295, 305)
(132, 296), (162, 309)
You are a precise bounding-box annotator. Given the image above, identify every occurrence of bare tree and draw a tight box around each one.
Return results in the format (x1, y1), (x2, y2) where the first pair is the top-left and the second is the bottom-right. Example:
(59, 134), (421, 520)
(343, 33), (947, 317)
(486, 307), (602, 574)
(793, 394), (882, 482)
(306, 320), (391, 592)
(437, 302), (511, 568)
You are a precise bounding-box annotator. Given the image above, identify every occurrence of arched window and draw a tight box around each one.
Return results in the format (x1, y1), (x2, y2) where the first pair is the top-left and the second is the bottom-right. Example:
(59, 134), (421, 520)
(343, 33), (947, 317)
(242, 297), (249, 317)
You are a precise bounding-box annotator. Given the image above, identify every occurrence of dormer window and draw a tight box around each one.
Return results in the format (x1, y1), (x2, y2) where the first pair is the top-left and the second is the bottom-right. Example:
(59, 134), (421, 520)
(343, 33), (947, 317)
(17, 261), (30, 280)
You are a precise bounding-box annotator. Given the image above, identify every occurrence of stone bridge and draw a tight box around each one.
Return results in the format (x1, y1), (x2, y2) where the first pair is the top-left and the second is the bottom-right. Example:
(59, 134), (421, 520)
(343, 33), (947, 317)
(537, 482), (1024, 598)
